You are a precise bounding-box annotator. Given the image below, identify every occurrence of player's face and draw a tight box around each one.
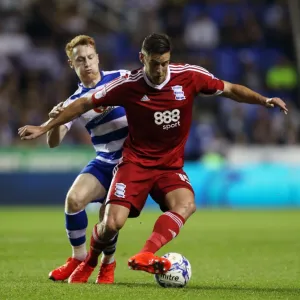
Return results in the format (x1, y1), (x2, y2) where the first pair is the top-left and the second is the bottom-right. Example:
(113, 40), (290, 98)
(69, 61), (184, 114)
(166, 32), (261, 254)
(69, 45), (100, 82)
(142, 52), (170, 85)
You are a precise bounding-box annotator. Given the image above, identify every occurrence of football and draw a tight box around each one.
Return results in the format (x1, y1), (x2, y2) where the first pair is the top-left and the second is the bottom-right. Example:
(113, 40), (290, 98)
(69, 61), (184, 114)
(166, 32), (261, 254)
(154, 252), (192, 288)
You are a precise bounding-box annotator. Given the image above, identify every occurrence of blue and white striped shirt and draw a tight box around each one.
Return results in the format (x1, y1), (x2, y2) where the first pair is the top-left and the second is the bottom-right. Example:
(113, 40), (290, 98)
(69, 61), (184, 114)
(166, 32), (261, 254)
(63, 70), (129, 164)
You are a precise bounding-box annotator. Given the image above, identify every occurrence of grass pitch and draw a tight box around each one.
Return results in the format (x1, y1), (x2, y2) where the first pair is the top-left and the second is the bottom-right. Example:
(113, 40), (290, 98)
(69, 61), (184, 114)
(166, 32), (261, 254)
(0, 208), (299, 300)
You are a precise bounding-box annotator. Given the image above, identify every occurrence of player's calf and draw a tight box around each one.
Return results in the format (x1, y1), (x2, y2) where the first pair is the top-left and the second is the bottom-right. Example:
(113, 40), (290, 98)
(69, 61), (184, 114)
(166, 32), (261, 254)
(65, 209), (88, 261)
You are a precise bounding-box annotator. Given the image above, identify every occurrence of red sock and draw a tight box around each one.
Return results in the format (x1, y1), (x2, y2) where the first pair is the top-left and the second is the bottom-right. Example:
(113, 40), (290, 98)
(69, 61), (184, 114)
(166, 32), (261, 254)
(140, 211), (185, 254)
(86, 225), (107, 267)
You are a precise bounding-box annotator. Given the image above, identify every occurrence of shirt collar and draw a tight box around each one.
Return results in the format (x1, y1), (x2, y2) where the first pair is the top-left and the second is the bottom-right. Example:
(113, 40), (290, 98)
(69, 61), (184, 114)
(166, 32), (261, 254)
(78, 71), (104, 90)
(142, 66), (170, 90)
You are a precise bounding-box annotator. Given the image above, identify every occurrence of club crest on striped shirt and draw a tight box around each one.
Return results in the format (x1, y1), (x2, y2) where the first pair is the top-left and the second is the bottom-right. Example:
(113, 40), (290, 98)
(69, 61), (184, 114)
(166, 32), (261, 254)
(171, 85), (186, 101)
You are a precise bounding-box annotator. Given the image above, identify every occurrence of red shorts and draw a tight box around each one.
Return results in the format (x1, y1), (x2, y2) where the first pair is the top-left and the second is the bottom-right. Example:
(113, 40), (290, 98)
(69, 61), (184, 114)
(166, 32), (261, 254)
(106, 160), (194, 218)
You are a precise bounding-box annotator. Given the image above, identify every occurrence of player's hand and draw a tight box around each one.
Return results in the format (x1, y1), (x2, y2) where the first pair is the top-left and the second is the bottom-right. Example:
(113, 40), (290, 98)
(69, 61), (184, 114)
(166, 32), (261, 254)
(265, 98), (288, 115)
(18, 125), (47, 140)
(49, 102), (64, 119)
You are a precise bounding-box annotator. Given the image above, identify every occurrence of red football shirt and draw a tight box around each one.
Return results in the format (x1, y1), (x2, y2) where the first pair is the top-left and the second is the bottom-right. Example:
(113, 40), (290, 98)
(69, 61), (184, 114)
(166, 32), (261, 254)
(92, 63), (224, 169)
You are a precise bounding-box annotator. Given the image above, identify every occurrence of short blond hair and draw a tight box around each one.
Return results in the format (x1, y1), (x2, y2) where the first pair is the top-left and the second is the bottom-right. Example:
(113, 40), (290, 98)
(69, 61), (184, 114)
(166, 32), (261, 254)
(65, 35), (96, 59)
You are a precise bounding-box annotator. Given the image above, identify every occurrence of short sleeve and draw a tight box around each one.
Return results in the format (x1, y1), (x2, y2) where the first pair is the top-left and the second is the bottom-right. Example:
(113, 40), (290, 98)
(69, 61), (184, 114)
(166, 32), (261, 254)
(190, 64), (224, 96)
(92, 76), (127, 108)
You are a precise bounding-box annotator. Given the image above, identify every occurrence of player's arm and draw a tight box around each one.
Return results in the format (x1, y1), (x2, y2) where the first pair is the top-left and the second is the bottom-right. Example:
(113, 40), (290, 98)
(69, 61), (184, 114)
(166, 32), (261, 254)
(191, 65), (288, 114)
(18, 77), (125, 140)
(222, 81), (288, 114)
(18, 96), (94, 140)
(45, 102), (69, 148)
(46, 123), (68, 148)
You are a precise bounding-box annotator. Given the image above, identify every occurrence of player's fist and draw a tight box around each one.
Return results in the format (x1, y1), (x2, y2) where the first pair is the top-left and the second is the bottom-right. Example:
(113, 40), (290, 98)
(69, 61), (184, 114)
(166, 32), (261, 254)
(49, 102), (64, 119)
(265, 98), (288, 115)
(18, 125), (47, 140)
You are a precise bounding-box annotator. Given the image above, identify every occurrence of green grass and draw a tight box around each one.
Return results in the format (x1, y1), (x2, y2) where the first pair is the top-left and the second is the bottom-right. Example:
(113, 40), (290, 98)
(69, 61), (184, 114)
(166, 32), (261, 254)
(0, 208), (299, 300)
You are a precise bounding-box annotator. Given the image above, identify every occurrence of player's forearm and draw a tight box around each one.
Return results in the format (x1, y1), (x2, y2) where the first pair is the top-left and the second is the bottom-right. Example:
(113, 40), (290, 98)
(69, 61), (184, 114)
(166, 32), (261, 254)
(222, 82), (267, 106)
(41, 97), (91, 132)
(43, 117), (67, 147)
(47, 125), (68, 148)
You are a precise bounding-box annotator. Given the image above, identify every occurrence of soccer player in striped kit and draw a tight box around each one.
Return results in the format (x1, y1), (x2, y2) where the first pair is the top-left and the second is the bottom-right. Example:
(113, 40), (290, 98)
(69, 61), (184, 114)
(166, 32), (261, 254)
(45, 35), (129, 283)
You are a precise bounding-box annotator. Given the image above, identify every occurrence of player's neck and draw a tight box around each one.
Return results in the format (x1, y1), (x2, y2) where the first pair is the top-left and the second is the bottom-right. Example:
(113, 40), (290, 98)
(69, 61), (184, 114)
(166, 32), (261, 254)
(81, 72), (102, 88)
(143, 67), (170, 88)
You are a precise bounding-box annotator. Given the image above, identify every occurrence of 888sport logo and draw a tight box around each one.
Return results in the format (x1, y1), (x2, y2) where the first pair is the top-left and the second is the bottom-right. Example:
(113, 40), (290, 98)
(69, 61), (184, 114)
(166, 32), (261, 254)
(154, 109), (180, 130)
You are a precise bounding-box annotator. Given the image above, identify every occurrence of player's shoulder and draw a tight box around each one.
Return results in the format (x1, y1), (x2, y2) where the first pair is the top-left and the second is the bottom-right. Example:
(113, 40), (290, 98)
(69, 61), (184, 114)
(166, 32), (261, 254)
(62, 86), (79, 106)
(66, 85), (84, 103)
(103, 68), (143, 94)
(66, 80), (101, 103)
(112, 68), (143, 84)
(170, 63), (212, 76)
(127, 68), (143, 80)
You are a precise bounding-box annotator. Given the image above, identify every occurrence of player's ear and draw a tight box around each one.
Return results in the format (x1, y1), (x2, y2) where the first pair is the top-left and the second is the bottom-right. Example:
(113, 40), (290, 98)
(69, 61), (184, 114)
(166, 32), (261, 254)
(68, 59), (73, 69)
(139, 52), (145, 65)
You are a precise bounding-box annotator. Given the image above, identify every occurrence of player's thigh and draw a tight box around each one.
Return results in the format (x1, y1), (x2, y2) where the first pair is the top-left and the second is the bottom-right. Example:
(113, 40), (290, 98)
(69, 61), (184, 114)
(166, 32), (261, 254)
(106, 161), (153, 218)
(151, 170), (196, 220)
(66, 173), (107, 210)
(66, 159), (115, 210)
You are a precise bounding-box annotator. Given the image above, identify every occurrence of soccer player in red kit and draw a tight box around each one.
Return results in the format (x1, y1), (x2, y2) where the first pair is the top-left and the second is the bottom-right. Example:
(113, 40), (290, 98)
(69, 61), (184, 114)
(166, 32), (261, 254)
(19, 33), (288, 283)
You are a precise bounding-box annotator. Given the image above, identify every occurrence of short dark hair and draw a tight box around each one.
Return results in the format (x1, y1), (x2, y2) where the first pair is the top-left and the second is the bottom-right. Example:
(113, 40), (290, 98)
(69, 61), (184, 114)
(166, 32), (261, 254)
(141, 33), (171, 55)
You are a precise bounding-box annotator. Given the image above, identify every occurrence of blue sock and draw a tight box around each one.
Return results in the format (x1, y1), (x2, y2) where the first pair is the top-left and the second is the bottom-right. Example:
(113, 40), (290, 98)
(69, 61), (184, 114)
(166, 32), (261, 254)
(65, 209), (88, 247)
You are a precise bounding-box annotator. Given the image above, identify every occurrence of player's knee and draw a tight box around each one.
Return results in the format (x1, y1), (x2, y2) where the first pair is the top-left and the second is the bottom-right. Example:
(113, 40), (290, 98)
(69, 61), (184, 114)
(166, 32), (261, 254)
(187, 201), (197, 215)
(65, 191), (85, 213)
(172, 200), (196, 220)
(103, 216), (123, 234)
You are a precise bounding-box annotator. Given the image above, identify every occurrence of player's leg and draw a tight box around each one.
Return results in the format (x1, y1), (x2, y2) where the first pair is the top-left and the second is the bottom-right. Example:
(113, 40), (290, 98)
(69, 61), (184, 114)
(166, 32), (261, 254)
(128, 170), (196, 274)
(140, 187), (195, 253)
(49, 172), (107, 281)
(90, 203), (130, 267)
(68, 203), (131, 284)
(65, 173), (106, 260)
(99, 204), (118, 264)
(94, 203), (122, 284)
(68, 161), (151, 283)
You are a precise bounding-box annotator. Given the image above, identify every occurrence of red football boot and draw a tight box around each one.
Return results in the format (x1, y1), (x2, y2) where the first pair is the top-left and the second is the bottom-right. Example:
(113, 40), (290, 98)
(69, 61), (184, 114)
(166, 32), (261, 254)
(68, 261), (95, 283)
(95, 261), (116, 284)
(49, 257), (82, 281)
(128, 252), (171, 274)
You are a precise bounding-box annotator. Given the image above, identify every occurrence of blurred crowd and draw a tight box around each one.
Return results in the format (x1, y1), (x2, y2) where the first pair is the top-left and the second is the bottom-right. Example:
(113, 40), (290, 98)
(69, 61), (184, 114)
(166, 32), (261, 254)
(0, 0), (299, 160)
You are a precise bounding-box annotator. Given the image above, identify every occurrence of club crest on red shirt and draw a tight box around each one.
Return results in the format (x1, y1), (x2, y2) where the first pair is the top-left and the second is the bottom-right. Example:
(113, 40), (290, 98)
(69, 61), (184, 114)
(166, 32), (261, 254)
(171, 85), (186, 101)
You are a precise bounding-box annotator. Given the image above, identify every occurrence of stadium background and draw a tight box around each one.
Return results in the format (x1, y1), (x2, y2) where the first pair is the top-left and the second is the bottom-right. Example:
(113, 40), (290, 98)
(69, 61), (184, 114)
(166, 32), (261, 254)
(0, 1), (299, 299)
(0, 0), (299, 207)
